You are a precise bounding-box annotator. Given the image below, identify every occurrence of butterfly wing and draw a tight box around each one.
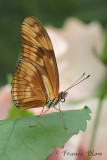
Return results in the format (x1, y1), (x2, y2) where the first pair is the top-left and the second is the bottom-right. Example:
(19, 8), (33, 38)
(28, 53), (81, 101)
(12, 60), (47, 109)
(12, 16), (59, 109)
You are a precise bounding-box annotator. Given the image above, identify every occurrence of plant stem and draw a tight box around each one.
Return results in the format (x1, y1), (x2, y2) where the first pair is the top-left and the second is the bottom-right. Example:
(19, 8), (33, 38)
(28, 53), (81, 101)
(87, 98), (103, 160)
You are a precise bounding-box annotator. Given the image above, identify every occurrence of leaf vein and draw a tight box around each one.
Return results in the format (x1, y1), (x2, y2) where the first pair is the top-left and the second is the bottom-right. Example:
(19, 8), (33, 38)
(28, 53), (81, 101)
(0, 119), (17, 159)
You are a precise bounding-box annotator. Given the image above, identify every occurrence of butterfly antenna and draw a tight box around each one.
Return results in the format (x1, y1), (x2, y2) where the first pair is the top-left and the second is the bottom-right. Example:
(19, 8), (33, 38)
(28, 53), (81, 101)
(64, 73), (90, 93)
(64, 72), (85, 92)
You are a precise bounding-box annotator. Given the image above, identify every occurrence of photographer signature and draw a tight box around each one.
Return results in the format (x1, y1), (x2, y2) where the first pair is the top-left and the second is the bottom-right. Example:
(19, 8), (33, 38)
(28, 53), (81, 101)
(56, 149), (102, 157)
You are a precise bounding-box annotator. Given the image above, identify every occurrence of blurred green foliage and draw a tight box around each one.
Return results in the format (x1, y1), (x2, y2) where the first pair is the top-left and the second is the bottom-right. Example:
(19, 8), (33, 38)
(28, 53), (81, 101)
(101, 28), (107, 66)
(93, 26), (107, 66)
(0, 0), (107, 85)
(93, 28), (107, 99)
(8, 101), (34, 118)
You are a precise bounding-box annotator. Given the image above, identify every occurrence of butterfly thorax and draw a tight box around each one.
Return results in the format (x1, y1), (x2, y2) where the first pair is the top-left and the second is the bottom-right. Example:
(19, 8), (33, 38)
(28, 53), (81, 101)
(46, 91), (67, 108)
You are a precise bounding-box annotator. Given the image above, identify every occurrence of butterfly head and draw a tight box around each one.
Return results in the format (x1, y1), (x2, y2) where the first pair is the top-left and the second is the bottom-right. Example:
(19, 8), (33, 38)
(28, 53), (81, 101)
(59, 91), (68, 103)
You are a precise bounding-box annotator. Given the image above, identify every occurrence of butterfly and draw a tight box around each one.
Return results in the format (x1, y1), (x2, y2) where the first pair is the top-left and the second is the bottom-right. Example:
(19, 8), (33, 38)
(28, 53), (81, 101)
(11, 16), (90, 129)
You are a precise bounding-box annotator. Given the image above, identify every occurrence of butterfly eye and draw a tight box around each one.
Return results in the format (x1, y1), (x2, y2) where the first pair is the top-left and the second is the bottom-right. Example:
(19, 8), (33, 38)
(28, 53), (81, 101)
(61, 99), (65, 103)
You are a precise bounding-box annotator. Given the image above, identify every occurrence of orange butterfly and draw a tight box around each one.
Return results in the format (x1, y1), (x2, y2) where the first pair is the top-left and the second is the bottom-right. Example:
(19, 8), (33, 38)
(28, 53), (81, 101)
(11, 16), (90, 129)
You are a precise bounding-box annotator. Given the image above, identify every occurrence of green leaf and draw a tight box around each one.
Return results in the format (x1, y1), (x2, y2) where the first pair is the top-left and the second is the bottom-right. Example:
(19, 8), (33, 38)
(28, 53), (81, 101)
(0, 106), (91, 160)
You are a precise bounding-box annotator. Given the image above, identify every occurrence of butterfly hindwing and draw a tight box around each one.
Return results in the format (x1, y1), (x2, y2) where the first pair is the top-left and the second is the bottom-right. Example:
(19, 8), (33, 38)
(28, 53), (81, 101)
(12, 60), (47, 109)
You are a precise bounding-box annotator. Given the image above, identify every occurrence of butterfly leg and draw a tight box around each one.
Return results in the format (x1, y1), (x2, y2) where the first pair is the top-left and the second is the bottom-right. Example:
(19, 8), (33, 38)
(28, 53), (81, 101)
(54, 103), (67, 130)
(29, 108), (50, 127)
(36, 107), (44, 117)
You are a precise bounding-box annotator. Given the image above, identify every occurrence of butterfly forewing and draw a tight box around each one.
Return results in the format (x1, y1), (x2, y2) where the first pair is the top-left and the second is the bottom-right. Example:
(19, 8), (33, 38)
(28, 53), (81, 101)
(12, 16), (59, 109)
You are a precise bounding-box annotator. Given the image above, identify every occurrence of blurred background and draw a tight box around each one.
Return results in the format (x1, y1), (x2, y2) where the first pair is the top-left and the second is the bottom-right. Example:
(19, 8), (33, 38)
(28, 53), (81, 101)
(0, 0), (107, 160)
(0, 0), (107, 85)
